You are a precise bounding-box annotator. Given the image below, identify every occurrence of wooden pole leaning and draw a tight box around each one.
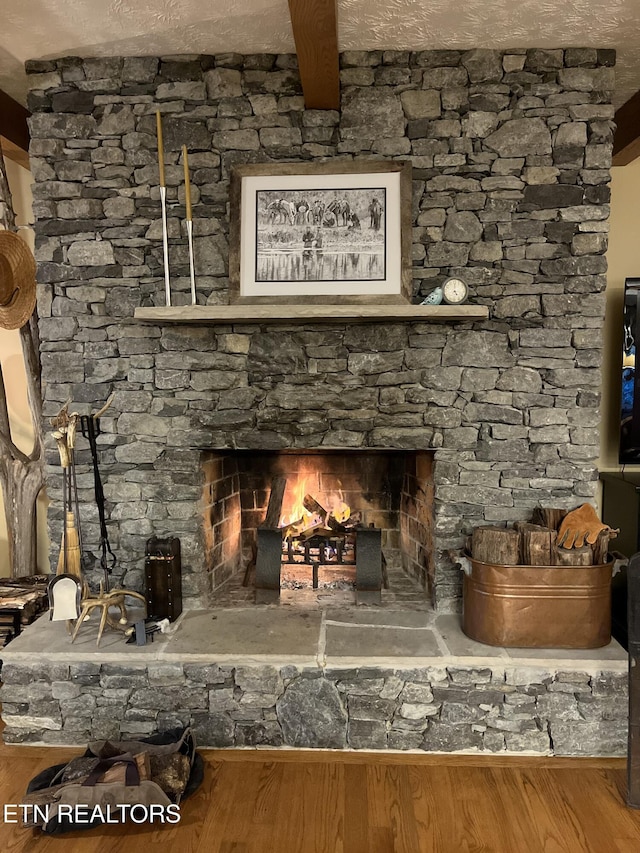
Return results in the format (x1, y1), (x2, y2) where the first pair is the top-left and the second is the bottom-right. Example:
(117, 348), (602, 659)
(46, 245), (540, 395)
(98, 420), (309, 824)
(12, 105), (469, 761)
(183, 144), (196, 305)
(156, 110), (171, 306)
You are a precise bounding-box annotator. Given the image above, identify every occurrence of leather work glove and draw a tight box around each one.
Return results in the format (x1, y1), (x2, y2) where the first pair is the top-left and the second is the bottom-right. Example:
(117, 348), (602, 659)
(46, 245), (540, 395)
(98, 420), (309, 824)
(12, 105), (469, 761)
(557, 503), (618, 549)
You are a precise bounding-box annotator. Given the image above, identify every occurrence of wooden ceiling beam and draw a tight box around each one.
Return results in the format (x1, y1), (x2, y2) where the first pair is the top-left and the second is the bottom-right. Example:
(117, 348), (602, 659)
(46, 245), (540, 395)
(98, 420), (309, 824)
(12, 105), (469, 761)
(613, 89), (640, 166)
(0, 89), (30, 168)
(288, 0), (340, 110)
(1, 137), (29, 170)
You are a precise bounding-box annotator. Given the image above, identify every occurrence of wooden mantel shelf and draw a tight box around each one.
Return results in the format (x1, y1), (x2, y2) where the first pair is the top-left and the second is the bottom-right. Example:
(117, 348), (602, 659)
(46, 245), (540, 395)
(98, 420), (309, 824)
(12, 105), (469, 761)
(134, 304), (489, 325)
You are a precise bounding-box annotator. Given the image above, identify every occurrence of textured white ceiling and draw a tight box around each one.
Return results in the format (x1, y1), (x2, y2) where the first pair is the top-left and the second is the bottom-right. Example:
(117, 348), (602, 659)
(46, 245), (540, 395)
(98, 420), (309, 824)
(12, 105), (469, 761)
(0, 0), (638, 109)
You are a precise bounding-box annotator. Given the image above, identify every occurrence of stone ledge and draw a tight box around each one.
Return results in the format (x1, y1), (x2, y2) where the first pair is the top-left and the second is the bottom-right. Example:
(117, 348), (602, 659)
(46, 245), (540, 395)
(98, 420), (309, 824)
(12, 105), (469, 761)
(133, 304), (490, 325)
(0, 610), (627, 672)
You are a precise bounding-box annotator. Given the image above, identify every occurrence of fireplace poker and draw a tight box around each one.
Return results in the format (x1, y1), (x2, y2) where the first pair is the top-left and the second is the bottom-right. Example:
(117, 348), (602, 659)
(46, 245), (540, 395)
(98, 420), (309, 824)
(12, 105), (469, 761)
(80, 402), (116, 592)
(183, 145), (196, 305)
(156, 111), (171, 306)
(66, 414), (84, 560)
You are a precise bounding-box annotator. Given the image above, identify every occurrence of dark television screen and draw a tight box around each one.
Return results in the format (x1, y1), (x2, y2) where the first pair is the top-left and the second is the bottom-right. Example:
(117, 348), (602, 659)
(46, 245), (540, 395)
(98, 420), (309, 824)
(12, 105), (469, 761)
(620, 277), (640, 463)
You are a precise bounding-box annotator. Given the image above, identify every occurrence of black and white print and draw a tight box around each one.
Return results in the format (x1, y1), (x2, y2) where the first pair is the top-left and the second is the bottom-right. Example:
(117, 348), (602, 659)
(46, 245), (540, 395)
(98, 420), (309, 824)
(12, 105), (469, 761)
(255, 187), (386, 283)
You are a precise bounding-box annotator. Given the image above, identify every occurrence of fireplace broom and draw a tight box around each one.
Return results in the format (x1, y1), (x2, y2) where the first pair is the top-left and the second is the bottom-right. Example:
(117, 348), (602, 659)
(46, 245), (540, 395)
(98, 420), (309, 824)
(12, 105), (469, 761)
(53, 427), (82, 579)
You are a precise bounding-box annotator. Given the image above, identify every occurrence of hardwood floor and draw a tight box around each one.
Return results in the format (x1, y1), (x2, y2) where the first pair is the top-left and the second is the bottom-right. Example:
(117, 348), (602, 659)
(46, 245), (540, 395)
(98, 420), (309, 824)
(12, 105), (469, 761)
(0, 746), (639, 852)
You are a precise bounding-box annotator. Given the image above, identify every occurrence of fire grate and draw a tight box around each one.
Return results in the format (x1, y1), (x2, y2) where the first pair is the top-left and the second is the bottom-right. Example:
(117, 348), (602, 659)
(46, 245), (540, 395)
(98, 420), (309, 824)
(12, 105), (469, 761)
(254, 477), (383, 604)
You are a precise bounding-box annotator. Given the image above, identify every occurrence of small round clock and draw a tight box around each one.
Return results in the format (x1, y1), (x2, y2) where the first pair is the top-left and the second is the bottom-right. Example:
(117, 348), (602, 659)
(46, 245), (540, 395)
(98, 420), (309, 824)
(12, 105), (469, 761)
(442, 276), (469, 305)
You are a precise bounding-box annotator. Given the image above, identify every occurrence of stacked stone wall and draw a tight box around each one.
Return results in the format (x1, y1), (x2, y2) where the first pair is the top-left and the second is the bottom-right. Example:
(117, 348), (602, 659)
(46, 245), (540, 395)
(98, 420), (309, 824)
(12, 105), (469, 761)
(26, 48), (615, 608)
(0, 660), (626, 755)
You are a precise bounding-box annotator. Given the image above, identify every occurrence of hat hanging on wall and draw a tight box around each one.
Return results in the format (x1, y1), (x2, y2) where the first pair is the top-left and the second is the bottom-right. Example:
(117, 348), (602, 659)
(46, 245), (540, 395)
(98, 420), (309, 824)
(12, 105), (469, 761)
(0, 229), (37, 330)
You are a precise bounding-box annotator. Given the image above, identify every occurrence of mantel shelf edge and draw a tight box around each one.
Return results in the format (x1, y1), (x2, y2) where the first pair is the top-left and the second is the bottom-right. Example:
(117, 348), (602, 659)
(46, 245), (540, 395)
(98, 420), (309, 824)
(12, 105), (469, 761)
(133, 304), (490, 324)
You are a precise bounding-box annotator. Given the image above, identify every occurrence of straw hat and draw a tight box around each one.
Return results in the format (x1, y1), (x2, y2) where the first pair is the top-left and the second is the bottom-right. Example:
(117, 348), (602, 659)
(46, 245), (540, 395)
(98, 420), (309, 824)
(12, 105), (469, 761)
(0, 230), (37, 330)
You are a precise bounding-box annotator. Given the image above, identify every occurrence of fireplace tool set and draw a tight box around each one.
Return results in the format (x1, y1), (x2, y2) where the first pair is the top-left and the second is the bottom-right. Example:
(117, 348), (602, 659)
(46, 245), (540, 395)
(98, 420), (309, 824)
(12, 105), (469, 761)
(156, 111), (197, 306)
(48, 398), (147, 645)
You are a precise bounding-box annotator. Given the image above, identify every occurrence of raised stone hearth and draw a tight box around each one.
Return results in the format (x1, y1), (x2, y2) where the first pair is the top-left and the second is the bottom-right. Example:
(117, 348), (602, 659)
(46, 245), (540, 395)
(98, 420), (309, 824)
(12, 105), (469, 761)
(0, 605), (627, 755)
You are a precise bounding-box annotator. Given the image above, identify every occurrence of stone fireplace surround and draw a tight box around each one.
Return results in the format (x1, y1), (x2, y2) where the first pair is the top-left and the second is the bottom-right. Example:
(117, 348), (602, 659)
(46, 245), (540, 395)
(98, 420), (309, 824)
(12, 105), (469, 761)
(4, 46), (625, 755)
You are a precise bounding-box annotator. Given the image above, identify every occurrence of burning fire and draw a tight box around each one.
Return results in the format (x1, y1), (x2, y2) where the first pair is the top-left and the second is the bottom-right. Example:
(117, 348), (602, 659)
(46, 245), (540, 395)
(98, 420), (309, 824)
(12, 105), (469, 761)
(279, 470), (351, 536)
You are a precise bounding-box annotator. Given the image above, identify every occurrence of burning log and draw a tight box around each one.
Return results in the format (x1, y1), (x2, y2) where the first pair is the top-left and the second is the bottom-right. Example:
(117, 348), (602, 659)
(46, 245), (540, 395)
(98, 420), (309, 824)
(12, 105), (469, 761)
(327, 515), (346, 533)
(301, 524), (334, 541)
(302, 494), (327, 519)
(343, 510), (361, 529)
(264, 477), (286, 528)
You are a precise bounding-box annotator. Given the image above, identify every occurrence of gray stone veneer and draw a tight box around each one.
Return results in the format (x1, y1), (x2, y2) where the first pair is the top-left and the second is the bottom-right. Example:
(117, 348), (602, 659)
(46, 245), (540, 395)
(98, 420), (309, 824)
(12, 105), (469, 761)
(0, 660), (626, 756)
(26, 48), (615, 609)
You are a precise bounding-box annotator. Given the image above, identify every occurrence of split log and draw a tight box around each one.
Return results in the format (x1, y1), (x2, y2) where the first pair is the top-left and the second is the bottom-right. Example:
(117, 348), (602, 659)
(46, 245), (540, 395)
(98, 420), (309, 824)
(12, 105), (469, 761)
(553, 545), (593, 566)
(471, 526), (520, 565)
(340, 510), (361, 529)
(591, 529), (611, 565)
(0, 142), (45, 577)
(327, 515), (346, 533)
(281, 518), (304, 539)
(303, 494), (327, 518)
(148, 753), (191, 798)
(262, 477), (286, 528)
(515, 522), (556, 566)
(301, 524), (333, 540)
(531, 507), (568, 531)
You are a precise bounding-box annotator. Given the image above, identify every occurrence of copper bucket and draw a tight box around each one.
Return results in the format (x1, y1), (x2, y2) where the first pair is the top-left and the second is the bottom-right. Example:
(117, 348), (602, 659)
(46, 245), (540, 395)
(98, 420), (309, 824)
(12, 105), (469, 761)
(461, 556), (614, 649)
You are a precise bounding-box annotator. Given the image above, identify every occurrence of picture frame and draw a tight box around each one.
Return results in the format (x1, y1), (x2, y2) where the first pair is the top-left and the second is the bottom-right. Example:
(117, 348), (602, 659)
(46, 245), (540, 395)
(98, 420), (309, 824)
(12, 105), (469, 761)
(229, 160), (412, 305)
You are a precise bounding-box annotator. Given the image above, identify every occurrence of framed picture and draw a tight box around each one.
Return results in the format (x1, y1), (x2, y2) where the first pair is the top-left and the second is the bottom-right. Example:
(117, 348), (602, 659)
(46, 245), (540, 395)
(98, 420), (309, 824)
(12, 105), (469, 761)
(229, 160), (412, 304)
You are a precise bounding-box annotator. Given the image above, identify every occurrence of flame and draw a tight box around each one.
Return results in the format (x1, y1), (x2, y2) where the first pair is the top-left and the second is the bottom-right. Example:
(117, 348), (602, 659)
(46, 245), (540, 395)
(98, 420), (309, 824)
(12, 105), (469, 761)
(280, 475), (312, 529)
(333, 501), (350, 524)
(279, 468), (351, 534)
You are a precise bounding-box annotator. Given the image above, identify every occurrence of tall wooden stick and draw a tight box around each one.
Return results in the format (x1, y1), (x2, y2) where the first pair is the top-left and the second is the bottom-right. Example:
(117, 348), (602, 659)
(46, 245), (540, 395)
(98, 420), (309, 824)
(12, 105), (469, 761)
(183, 145), (196, 305)
(156, 111), (171, 306)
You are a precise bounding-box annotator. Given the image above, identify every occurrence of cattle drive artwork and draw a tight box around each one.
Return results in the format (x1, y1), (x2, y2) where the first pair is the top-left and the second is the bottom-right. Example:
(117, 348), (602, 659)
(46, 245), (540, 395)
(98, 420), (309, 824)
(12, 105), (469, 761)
(255, 187), (386, 283)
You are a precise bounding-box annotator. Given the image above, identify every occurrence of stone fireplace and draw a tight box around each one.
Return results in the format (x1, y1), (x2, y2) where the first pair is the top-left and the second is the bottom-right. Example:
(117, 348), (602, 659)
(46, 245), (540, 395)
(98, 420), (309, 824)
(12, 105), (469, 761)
(1, 47), (627, 757)
(27, 47), (612, 612)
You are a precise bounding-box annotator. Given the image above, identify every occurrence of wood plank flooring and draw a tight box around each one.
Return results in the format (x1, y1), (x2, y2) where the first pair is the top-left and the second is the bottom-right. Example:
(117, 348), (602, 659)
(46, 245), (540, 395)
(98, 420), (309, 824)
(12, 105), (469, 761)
(0, 746), (639, 852)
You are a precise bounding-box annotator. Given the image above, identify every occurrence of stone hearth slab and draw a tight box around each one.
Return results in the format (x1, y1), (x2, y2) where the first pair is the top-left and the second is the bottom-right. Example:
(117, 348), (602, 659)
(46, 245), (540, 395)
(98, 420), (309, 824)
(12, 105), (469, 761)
(324, 608), (434, 628)
(165, 609), (320, 663)
(2, 609), (163, 660)
(434, 614), (626, 667)
(324, 623), (443, 662)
